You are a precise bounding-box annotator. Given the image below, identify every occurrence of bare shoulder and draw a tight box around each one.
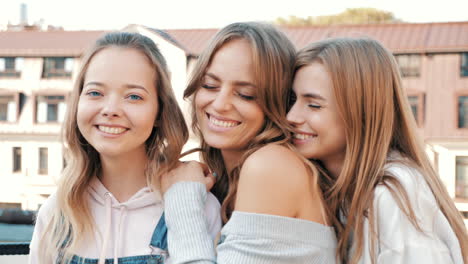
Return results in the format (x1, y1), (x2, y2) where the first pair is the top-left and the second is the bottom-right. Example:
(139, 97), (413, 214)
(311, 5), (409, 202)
(235, 144), (312, 217)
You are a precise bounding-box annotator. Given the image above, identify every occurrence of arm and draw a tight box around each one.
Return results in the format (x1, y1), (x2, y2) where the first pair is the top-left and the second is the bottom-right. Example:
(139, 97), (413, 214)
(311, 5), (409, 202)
(29, 196), (55, 264)
(165, 145), (331, 263)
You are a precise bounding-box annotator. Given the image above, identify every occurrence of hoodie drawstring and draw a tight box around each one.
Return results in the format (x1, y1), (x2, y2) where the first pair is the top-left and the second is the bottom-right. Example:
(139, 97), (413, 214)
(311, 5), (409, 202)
(98, 192), (128, 264)
(114, 205), (127, 264)
(98, 192), (113, 264)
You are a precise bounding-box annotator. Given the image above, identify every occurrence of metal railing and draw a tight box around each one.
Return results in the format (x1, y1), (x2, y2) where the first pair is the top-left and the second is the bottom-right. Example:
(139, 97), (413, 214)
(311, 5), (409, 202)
(0, 243), (29, 255)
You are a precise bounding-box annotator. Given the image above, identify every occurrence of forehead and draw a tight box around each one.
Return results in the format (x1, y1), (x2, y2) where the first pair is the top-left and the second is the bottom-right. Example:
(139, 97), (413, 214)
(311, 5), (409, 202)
(206, 39), (255, 81)
(293, 62), (334, 98)
(85, 47), (156, 84)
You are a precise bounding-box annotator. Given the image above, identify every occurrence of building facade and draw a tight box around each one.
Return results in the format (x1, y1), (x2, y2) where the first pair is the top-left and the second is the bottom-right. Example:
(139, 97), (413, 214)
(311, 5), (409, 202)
(0, 23), (467, 226)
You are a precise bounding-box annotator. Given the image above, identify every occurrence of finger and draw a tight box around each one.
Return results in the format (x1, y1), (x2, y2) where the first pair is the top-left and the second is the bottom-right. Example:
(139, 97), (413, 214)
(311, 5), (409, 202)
(204, 174), (216, 191)
(194, 161), (211, 176)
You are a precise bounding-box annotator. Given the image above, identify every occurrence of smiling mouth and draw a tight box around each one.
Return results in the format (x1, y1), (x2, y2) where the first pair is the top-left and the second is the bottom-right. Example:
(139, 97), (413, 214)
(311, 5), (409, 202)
(97, 125), (128, 134)
(207, 113), (240, 128)
(293, 133), (317, 140)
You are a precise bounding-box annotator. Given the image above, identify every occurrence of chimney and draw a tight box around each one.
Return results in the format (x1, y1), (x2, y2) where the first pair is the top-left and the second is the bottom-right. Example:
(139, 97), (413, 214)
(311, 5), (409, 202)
(20, 3), (28, 25)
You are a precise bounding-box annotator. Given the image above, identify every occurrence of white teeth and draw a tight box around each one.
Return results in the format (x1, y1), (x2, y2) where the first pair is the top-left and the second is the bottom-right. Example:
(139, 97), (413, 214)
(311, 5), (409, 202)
(209, 115), (239, 128)
(294, 133), (315, 140)
(98, 125), (126, 134)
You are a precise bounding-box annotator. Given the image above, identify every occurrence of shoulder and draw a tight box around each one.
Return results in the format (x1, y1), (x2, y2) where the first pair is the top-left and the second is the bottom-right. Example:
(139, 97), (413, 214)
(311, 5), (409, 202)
(35, 192), (58, 225)
(235, 144), (313, 217)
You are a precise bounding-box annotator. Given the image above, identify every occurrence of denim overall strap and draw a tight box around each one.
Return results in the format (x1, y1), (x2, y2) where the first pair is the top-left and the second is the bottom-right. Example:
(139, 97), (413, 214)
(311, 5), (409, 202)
(150, 212), (168, 251)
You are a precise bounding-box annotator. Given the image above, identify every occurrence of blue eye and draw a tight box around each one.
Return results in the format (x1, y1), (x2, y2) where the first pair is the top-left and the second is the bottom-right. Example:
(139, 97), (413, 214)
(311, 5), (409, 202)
(87, 91), (102, 97)
(128, 94), (143, 100)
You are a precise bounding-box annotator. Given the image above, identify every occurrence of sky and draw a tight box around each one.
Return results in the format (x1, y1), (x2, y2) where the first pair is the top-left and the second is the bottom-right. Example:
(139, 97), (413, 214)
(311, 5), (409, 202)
(1, 0), (467, 30)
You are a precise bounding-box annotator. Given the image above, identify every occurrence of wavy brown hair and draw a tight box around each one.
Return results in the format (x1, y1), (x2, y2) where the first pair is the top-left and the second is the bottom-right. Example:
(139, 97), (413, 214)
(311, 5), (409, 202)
(295, 37), (468, 263)
(184, 22), (300, 222)
(39, 32), (189, 263)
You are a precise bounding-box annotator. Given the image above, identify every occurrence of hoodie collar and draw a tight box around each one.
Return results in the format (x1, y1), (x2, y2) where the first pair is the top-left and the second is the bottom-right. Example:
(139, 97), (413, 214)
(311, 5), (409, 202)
(88, 177), (163, 210)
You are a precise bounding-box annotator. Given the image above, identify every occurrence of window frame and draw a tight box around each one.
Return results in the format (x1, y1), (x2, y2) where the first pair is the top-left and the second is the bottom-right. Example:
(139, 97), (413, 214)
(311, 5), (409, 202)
(394, 53), (422, 78)
(41, 57), (74, 79)
(12, 146), (22, 173)
(461, 52), (468, 77)
(455, 156), (468, 200)
(0, 57), (22, 78)
(456, 93), (468, 129)
(33, 91), (68, 124)
(0, 90), (20, 124)
(38, 147), (48, 175)
(407, 91), (425, 127)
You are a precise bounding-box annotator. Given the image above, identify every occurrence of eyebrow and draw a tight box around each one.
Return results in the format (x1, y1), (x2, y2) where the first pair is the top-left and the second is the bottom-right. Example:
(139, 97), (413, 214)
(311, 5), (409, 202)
(84, 82), (149, 93)
(205, 72), (256, 88)
(301, 93), (326, 101)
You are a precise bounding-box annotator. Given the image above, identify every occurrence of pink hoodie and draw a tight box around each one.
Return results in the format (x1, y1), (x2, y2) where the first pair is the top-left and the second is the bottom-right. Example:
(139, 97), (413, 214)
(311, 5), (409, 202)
(29, 177), (222, 264)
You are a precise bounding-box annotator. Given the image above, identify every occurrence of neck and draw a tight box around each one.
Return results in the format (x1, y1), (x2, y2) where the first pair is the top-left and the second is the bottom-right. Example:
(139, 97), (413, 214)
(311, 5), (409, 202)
(221, 149), (244, 173)
(322, 153), (345, 180)
(99, 148), (148, 202)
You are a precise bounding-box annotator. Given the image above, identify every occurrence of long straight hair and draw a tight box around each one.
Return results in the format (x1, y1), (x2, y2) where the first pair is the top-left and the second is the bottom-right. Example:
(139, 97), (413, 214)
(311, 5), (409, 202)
(184, 22), (299, 222)
(295, 37), (468, 263)
(39, 32), (189, 263)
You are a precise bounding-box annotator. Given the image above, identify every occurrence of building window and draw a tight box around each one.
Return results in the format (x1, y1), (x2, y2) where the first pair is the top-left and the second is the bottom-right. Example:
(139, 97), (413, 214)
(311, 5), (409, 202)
(458, 96), (468, 128)
(42, 57), (73, 78)
(13, 147), (21, 173)
(462, 53), (468, 77)
(0, 95), (17, 122)
(35, 95), (66, 123)
(0, 57), (22, 77)
(407, 94), (425, 126)
(38, 147), (48, 175)
(395, 54), (421, 77)
(456, 156), (468, 199)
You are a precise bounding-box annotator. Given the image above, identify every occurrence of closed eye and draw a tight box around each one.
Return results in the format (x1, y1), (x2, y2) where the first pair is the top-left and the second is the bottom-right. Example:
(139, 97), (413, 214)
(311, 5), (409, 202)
(237, 92), (256, 101)
(308, 104), (322, 109)
(202, 84), (217, 89)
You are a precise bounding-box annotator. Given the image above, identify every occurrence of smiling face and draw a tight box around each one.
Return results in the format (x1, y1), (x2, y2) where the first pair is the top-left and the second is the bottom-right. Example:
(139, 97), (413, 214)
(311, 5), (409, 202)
(77, 47), (158, 158)
(194, 39), (265, 153)
(287, 62), (346, 166)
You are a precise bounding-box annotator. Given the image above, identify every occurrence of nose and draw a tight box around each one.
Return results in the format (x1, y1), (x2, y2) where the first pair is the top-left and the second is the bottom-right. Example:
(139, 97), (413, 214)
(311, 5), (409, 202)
(211, 87), (233, 112)
(101, 95), (123, 117)
(286, 103), (305, 126)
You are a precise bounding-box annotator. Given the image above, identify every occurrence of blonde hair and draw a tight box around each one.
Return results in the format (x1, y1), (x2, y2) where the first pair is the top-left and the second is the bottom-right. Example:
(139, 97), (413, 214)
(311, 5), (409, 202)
(295, 37), (468, 263)
(39, 32), (189, 263)
(184, 22), (298, 222)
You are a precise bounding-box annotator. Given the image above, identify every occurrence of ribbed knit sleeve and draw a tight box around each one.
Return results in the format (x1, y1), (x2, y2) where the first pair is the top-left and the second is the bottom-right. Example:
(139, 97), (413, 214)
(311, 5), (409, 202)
(164, 182), (338, 264)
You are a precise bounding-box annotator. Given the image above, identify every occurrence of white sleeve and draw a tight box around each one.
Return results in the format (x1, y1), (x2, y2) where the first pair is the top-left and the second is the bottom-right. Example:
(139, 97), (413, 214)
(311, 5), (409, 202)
(29, 195), (56, 264)
(370, 166), (457, 264)
(204, 192), (222, 241)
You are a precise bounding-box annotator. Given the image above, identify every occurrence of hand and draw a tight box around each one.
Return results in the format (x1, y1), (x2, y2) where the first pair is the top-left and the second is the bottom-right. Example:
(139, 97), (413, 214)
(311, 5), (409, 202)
(161, 161), (216, 194)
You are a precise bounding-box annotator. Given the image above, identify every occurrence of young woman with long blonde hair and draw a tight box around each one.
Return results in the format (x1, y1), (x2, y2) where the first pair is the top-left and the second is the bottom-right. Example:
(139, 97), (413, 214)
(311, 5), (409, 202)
(29, 32), (221, 264)
(160, 22), (339, 263)
(287, 37), (468, 263)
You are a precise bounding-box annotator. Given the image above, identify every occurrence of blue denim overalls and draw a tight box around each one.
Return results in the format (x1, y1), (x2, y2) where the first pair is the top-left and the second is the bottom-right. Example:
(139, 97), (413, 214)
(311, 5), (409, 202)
(68, 213), (168, 264)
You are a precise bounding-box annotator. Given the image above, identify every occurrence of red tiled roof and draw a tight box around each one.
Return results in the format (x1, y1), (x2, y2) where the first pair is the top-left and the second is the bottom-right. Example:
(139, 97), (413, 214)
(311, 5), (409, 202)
(0, 22), (467, 57)
(0, 30), (107, 56)
(166, 21), (468, 55)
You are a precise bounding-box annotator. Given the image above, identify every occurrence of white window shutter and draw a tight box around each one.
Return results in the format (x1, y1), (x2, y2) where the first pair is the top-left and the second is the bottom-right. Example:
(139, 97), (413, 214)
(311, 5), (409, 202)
(15, 57), (24, 71)
(65, 58), (74, 72)
(7, 101), (16, 122)
(37, 101), (47, 123)
(58, 101), (66, 122)
(0, 58), (5, 71)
